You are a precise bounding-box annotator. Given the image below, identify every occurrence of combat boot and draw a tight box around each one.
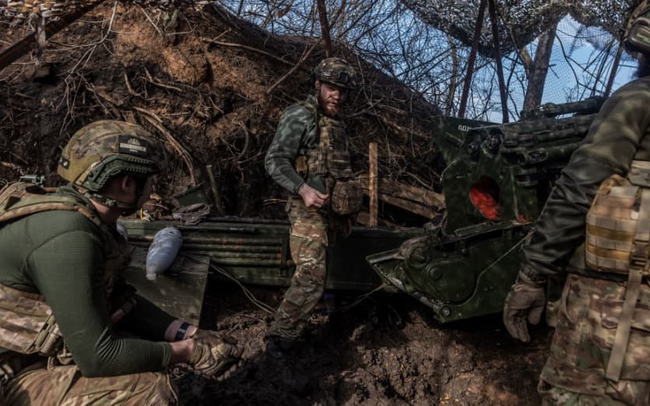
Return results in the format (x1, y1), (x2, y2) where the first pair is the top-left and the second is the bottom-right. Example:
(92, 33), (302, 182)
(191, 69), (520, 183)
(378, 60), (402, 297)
(264, 335), (296, 359)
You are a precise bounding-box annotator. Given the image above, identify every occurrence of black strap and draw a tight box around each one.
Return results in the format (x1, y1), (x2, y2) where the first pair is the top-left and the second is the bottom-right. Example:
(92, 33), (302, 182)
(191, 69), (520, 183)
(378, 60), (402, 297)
(175, 322), (191, 342)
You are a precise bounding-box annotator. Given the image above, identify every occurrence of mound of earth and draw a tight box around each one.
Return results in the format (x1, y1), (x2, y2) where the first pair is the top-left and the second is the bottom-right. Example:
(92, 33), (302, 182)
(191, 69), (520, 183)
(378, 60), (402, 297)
(1, 2), (444, 222)
(0, 3), (550, 404)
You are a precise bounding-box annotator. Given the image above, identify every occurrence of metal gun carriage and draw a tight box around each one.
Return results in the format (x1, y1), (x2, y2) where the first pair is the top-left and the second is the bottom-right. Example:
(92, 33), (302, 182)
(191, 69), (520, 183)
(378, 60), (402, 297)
(116, 97), (605, 324)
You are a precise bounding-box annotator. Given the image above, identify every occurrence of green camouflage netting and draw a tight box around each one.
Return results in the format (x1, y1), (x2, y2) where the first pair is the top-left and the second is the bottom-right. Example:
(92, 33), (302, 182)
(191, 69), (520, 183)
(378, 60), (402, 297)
(0, 0), (640, 55)
(0, 0), (208, 19)
(400, 0), (638, 56)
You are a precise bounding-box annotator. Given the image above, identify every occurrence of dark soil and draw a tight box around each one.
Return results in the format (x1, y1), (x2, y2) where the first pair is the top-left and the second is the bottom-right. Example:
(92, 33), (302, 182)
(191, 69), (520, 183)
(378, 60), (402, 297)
(1, 3), (550, 405)
(174, 277), (551, 405)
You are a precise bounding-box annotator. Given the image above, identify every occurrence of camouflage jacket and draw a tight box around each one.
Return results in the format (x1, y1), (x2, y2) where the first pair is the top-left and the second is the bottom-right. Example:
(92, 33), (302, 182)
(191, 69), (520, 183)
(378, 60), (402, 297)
(522, 75), (650, 282)
(265, 95), (344, 195)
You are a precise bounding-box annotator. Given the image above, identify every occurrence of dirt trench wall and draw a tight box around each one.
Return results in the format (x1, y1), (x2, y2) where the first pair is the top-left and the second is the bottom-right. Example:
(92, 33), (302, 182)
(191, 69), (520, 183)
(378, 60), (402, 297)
(0, 3), (443, 221)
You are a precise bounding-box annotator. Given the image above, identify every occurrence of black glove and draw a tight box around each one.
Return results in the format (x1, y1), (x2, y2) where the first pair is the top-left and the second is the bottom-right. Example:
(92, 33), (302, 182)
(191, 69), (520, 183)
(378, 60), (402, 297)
(503, 272), (546, 342)
(189, 332), (243, 380)
(0, 352), (24, 384)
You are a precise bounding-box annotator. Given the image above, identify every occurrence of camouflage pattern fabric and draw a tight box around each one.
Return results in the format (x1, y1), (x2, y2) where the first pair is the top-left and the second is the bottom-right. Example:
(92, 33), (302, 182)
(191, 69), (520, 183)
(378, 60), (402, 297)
(304, 110), (351, 181)
(2, 361), (177, 405)
(265, 94), (358, 203)
(305, 108), (361, 215)
(0, 184), (172, 381)
(58, 120), (166, 193)
(0, 182), (101, 227)
(314, 57), (357, 90)
(266, 63), (357, 340)
(539, 384), (630, 406)
(265, 96), (323, 195)
(539, 274), (650, 405)
(3, 0), (86, 19)
(521, 75), (650, 283)
(0, 183), (134, 358)
(331, 179), (363, 215)
(510, 75), (650, 401)
(268, 198), (329, 340)
(0, 284), (63, 356)
(1, 0), (209, 20)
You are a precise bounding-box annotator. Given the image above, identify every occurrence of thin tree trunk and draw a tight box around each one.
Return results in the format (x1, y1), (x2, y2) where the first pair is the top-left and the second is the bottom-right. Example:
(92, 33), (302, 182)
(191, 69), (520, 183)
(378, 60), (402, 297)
(369, 143), (378, 227)
(458, 0), (487, 118)
(487, 0), (509, 123)
(523, 21), (558, 111)
(316, 0), (332, 57)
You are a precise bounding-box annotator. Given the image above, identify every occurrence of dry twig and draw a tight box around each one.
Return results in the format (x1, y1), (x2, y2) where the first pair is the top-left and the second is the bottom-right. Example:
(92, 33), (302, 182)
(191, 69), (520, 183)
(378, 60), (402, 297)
(200, 36), (294, 66)
(266, 39), (321, 95)
(136, 108), (197, 185)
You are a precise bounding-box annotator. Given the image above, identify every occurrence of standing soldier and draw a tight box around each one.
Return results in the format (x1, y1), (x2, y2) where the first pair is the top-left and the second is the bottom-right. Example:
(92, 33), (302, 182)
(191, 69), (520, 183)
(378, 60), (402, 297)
(0, 120), (241, 405)
(503, 2), (650, 404)
(264, 57), (363, 356)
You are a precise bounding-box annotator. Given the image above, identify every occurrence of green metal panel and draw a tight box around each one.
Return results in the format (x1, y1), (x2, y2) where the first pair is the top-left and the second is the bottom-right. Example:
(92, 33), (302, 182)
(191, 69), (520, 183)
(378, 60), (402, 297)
(124, 248), (209, 325)
(367, 98), (607, 323)
(120, 218), (423, 292)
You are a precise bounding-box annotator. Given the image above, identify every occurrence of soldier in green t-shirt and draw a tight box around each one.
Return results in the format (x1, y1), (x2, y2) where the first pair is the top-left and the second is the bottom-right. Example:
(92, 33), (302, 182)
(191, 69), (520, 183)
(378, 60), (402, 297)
(0, 120), (241, 405)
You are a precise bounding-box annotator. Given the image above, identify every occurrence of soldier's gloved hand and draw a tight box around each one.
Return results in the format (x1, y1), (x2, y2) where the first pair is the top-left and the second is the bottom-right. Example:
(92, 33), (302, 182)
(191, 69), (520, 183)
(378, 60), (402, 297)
(0, 354), (22, 384)
(503, 272), (546, 342)
(189, 332), (243, 380)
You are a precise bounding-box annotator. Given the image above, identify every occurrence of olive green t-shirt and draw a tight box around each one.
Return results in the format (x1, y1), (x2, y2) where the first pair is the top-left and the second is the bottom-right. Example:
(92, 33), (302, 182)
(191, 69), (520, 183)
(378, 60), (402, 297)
(0, 186), (173, 377)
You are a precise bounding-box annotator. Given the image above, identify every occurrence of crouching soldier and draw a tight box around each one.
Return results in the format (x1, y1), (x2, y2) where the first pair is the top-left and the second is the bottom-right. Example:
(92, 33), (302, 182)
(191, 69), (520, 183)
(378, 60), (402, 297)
(0, 120), (241, 405)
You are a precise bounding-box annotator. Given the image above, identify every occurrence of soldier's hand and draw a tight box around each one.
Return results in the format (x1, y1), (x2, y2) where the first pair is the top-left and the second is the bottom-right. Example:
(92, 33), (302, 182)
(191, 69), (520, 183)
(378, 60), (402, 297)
(298, 184), (329, 208)
(503, 272), (546, 343)
(0, 353), (22, 384)
(189, 332), (243, 380)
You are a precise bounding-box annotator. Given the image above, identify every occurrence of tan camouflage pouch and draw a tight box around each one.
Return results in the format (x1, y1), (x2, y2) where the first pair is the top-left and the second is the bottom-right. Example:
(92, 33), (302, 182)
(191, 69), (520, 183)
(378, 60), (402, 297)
(0, 182), (101, 227)
(0, 285), (63, 357)
(585, 161), (650, 276)
(331, 179), (363, 215)
(585, 160), (650, 382)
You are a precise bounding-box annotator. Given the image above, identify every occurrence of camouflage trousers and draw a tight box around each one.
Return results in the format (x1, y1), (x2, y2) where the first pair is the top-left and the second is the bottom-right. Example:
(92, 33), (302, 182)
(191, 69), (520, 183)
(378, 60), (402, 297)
(268, 198), (329, 341)
(539, 382), (631, 405)
(1, 359), (178, 405)
(539, 274), (650, 405)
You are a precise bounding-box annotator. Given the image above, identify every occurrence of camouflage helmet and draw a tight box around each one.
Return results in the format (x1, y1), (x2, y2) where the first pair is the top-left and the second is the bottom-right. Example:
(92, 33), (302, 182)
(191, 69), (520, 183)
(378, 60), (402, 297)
(314, 57), (357, 89)
(624, 0), (650, 54)
(58, 120), (167, 192)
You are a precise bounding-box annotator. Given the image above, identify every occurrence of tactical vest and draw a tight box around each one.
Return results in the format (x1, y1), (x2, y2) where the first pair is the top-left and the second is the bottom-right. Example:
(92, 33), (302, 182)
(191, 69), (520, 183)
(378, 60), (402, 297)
(0, 182), (133, 358)
(295, 101), (363, 215)
(585, 160), (650, 276)
(585, 160), (650, 382)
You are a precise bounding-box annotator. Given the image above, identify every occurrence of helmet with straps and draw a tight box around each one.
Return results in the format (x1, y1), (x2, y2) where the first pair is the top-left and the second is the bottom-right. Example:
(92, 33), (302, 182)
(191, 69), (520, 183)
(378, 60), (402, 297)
(58, 120), (166, 194)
